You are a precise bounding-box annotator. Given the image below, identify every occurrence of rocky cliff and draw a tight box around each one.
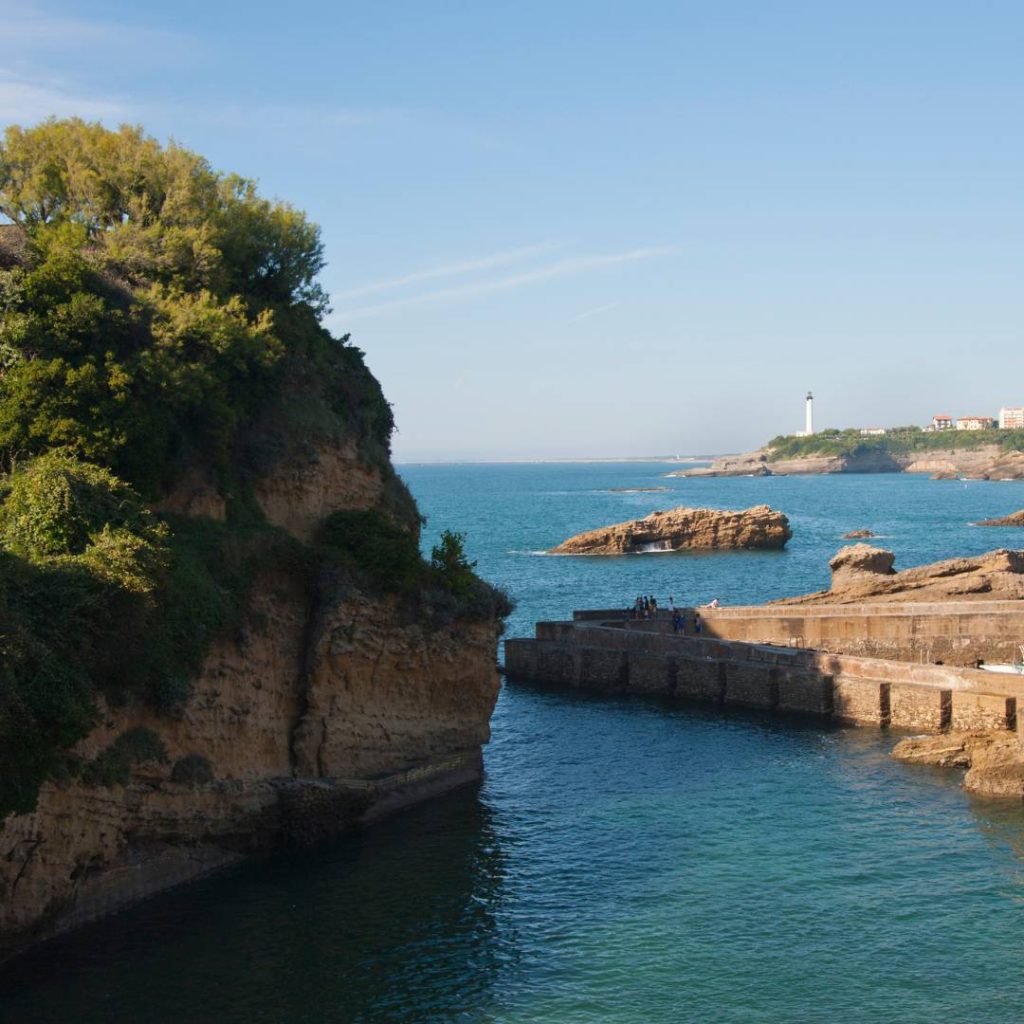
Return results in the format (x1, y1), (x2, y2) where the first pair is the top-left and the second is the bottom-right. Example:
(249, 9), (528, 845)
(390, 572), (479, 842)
(0, 122), (506, 958)
(672, 445), (1024, 479)
(771, 544), (1024, 605)
(0, 437), (502, 957)
(549, 504), (792, 555)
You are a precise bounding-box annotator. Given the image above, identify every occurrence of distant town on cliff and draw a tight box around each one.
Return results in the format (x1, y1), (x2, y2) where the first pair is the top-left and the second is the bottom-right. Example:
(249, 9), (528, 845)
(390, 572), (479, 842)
(791, 391), (1023, 439)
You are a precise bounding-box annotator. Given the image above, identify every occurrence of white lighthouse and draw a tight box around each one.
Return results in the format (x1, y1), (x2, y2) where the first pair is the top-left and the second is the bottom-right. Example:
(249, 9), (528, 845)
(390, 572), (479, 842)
(805, 390), (814, 436)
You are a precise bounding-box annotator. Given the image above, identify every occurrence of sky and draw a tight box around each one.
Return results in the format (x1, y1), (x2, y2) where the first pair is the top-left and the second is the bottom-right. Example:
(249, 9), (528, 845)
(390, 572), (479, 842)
(2, 1), (1022, 460)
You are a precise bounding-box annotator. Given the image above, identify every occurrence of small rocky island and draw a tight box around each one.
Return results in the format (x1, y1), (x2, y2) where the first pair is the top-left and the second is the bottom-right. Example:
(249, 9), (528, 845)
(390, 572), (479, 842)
(771, 543), (1024, 604)
(549, 504), (792, 555)
(977, 509), (1024, 527)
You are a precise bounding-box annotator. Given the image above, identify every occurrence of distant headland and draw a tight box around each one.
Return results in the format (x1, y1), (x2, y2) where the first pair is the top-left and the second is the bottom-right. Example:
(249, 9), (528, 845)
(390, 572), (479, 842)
(669, 426), (1024, 480)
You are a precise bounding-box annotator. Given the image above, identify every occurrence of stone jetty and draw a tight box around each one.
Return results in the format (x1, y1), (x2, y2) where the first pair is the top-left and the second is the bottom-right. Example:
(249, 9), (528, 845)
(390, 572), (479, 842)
(505, 546), (1024, 799)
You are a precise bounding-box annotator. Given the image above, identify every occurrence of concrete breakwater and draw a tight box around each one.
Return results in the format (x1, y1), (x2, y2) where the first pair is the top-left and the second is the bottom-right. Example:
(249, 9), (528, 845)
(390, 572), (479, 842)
(504, 606), (1024, 738)
(573, 601), (1024, 667)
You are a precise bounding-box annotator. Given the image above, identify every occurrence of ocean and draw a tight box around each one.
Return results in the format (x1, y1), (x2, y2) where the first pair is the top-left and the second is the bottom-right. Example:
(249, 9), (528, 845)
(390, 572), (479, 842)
(4, 464), (1024, 1023)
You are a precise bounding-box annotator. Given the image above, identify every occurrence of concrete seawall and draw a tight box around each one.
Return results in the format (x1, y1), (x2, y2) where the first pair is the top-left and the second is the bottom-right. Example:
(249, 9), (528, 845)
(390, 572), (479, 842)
(505, 611), (1024, 736)
(571, 602), (1024, 667)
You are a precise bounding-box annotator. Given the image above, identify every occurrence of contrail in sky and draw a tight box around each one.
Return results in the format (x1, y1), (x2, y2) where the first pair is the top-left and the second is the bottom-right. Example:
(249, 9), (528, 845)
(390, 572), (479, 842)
(335, 246), (675, 321)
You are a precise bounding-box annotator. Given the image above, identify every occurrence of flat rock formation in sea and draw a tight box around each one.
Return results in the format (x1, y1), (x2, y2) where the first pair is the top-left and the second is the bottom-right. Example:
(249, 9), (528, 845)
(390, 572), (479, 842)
(843, 529), (876, 538)
(771, 543), (1024, 605)
(893, 733), (1024, 799)
(607, 486), (669, 493)
(977, 509), (1024, 527)
(668, 445), (1024, 480)
(548, 504), (792, 555)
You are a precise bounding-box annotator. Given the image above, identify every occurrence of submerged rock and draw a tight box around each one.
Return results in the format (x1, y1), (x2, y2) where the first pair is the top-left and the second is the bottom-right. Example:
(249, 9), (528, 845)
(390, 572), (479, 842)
(607, 486), (669, 493)
(842, 528), (876, 539)
(549, 504), (792, 555)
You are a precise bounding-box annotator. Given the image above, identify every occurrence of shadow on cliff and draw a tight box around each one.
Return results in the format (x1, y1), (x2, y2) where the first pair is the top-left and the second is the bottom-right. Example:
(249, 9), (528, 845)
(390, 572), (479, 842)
(0, 786), (510, 1024)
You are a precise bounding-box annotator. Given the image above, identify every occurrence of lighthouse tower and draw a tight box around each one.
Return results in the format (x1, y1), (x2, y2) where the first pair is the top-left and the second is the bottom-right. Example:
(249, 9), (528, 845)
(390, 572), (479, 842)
(805, 391), (814, 436)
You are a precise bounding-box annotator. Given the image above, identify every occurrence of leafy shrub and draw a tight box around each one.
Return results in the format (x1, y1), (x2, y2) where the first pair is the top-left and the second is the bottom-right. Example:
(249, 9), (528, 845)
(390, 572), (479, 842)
(430, 530), (478, 600)
(0, 451), (165, 563)
(170, 753), (214, 786)
(81, 728), (168, 788)
(429, 530), (515, 624)
(0, 120), (332, 495)
(322, 508), (422, 591)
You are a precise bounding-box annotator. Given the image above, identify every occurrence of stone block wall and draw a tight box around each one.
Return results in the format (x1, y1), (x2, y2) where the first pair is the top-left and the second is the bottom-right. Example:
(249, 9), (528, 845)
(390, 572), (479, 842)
(504, 617), (1024, 736)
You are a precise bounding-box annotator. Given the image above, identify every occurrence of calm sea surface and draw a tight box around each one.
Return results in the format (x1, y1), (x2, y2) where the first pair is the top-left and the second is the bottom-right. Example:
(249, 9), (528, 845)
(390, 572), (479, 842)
(5, 464), (1024, 1023)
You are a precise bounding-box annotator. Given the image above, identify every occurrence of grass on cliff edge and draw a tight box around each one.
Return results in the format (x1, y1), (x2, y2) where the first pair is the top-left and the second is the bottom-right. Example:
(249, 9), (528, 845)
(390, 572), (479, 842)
(321, 509), (515, 626)
(767, 427), (1024, 462)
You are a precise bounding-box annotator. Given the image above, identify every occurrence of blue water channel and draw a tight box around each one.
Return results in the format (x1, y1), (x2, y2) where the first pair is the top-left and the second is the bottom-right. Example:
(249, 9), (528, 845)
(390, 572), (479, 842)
(3, 464), (1024, 1023)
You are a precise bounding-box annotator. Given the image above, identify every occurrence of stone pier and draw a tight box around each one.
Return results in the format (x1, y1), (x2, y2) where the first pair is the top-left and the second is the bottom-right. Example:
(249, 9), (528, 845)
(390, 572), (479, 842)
(504, 606), (1024, 735)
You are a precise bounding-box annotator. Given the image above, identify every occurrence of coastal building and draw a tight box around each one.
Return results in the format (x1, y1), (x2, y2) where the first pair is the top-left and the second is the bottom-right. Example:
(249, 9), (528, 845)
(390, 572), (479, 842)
(804, 390), (813, 436)
(860, 427), (886, 436)
(956, 415), (995, 431)
(999, 407), (1024, 430)
(930, 414), (953, 431)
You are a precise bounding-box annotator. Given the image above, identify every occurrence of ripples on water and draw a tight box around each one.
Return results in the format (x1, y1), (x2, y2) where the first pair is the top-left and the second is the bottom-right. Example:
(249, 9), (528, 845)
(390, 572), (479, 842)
(4, 465), (1024, 1023)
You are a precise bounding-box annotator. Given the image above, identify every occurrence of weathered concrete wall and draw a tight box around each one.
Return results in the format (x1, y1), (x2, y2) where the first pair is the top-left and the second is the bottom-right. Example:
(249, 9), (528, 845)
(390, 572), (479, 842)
(505, 618), (1024, 735)
(573, 602), (1024, 667)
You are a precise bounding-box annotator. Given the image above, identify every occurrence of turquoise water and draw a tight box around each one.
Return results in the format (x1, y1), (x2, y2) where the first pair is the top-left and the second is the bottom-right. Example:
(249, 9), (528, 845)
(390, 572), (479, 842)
(4, 465), (1024, 1023)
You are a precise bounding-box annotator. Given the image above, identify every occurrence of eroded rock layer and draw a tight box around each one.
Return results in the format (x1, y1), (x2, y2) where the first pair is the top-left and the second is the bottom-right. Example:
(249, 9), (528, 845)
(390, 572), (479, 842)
(671, 445), (1024, 480)
(772, 544), (1024, 605)
(549, 504), (792, 555)
(893, 732), (1024, 800)
(0, 442), (501, 956)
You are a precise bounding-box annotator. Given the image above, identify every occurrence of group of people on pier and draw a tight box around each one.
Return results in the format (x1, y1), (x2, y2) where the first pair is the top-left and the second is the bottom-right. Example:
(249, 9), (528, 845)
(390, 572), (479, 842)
(628, 594), (722, 635)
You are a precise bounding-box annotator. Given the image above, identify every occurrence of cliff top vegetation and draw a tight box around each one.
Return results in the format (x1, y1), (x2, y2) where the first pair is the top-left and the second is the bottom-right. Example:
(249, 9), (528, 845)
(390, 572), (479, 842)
(766, 426), (1024, 462)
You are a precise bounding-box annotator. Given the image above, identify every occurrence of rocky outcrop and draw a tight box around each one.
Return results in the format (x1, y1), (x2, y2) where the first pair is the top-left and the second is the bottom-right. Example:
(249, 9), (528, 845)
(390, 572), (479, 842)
(607, 487), (668, 493)
(549, 504), (792, 555)
(671, 443), (1024, 479)
(670, 449), (902, 477)
(977, 509), (1024, 528)
(773, 545), (1024, 605)
(0, 438), (501, 956)
(892, 732), (1024, 800)
(843, 529), (876, 539)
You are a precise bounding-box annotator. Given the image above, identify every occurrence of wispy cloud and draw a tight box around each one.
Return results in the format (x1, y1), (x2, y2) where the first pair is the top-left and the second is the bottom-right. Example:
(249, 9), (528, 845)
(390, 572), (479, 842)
(3, 6), (194, 55)
(334, 246), (674, 322)
(0, 75), (128, 123)
(333, 241), (566, 303)
(572, 301), (620, 321)
(0, 5), (199, 128)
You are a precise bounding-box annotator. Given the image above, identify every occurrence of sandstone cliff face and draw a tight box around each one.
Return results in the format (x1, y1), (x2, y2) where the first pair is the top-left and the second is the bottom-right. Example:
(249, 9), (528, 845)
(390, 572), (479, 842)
(772, 544), (1024, 605)
(549, 504), (791, 555)
(0, 442), (500, 955)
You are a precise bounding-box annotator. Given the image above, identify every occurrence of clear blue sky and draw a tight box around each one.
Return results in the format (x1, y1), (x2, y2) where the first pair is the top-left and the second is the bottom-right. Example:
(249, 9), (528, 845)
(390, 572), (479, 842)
(3, 1), (1022, 460)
